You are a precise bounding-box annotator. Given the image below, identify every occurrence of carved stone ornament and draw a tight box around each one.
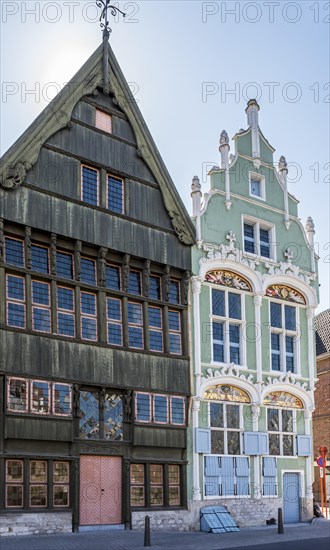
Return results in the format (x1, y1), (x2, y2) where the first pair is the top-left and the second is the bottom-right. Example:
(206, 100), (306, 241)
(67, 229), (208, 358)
(191, 276), (203, 294)
(191, 175), (201, 192)
(74, 240), (82, 281)
(25, 226), (32, 269)
(278, 155), (288, 173)
(219, 130), (229, 147)
(163, 265), (170, 301)
(122, 254), (130, 292)
(266, 284), (305, 304)
(251, 403), (261, 420)
(98, 247), (108, 287)
(202, 363), (254, 385)
(265, 258), (316, 286)
(261, 374), (309, 392)
(0, 162), (30, 189)
(200, 239), (261, 275)
(124, 390), (133, 422)
(205, 270), (251, 291)
(305, 216), (315, 232)
(50, 233), (57, 275)
(182, 271), (190, 305)
(143, 260), (150, 297)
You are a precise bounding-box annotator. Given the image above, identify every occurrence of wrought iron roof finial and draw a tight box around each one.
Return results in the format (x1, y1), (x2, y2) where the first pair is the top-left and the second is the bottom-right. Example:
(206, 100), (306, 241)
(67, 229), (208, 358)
(96, 0), (126, 38)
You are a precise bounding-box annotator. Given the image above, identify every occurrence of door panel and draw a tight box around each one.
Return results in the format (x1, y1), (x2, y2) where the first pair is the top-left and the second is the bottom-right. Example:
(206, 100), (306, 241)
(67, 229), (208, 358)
(283, 472), (300, 523)
(80, 456), (122, 525)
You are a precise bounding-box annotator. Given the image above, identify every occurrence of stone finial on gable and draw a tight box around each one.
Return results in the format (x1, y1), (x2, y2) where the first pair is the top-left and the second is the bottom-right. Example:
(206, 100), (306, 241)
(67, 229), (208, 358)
(219, 130), (229, 146)
(245, 99), (261, 168)
(305, 216), (315, 248)
(278, 155), (290, 230)
(191, 175), (202, 220)
(219, 130), (232, 211)
(278, 155), (288, 175)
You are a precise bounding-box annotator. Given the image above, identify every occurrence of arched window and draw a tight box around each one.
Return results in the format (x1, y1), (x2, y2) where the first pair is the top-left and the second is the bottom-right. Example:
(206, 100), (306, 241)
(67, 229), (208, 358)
(263, 391), (303, 456)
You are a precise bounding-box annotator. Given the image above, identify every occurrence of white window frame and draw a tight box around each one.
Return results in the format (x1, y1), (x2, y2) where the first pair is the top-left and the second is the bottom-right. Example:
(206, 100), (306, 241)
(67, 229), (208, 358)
(242, 215), (276, 261)
(269, 300), (301, 376)
(249, 172), (266, 200)
(210, 286), (246, 367)
(208, 401), (244, 455)
(267, 407), (297, 457)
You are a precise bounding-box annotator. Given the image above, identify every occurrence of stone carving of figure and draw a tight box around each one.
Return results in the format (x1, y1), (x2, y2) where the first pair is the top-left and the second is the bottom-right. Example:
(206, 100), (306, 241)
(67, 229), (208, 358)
(0, 219), (4, 262)
(73, 384), (80, 418)
(182, 271), (190, 305)
(98, 247), (108, 287)
(163, 265), (170, 302)
(143, 260), (150, 297)
(219, 130), (229, 146)
(124, 390), (133, 422)
(25, 227), (32, 269)
(74, 241), (82, 281)
(278, 155), (288, 172)
(99, 388), (106, 418)
(122, 254), (130, 292)
(50, 233), (57, 275)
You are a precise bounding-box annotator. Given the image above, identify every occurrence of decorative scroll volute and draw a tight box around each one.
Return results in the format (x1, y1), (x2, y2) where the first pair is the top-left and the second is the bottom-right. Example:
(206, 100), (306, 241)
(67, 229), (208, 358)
(266, 284), (305, 304)
(205, 270), (251, 291)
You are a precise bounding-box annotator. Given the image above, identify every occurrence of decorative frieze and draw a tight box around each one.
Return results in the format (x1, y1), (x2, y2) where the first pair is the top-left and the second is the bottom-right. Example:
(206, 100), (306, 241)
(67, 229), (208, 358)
(265, 284), (305, 304)
(263, 390), (303, 409)
(205, 269), (251, 291)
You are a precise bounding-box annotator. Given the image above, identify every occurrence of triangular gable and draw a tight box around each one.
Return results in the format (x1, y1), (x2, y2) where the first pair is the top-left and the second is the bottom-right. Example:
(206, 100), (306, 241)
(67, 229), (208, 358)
(0, 42), (195, 246)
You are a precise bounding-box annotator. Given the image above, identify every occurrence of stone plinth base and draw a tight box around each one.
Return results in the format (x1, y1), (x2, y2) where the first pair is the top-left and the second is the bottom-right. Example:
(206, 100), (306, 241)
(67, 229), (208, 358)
(0, 512), (72, 537)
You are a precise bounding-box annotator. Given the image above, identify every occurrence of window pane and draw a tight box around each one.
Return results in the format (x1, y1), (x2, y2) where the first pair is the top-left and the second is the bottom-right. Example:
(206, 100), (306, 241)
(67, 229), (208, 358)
(269, 434), (280, 455)
(150, 487), (163, 506)
(213, 322), (224, 362)
(53, 462), (69, 483)
(107, 298), (121, 320)
(168, 465), (180, 485)
(229, 324), (240, 343)
(136, 393), (151, 422)
(8, 379), (28, 412)
(82, 166), (98, 205)
(149, 330), (163, 352)
(7, 303), (25, 328)
(244, 223), (255, 253)
(6, 460), (23, 482)
(128, 302), (143, 324)
(228, 293), (241, 319)
(58, 313), (75, 337)
(81, 292), (96, 315)
(149, 275), (161, 300)
(131, 486), (145, 506)
(171, 397), (185, 425)
(79, 391), (100, 439)
(131, 464), (144, 484)
(229, 325), (240, 364)
(53, 384), (71, 415)
(149, 307), (162, 328)
(250, 179), (261, 196)
(5, 237), (24, 266)
(6, 485), (23, 507)
(271, 352), (281, 371)
(227, 431), (240, 454)
(169, 280), (180, 304)
(33, 307), (51, 333)
(7, 275), (25, 301)
(95, 110), (112, 133)
(285, 306), (296, 331)
(169, 333), (181, 354)
(154, 395), (168, 423)
(260, 228), (270, 258)
(31, 381), (50, 414)
(150, 464), (163, 484)
(286, 336), (295, 372)
(106, 265), (121, 290)
(57, 287), (74, 310)
(212, 289), (225, 316)
(268, 409), (279, 431)
(32, 281), (50, 305)
(283, 435), (294, 456)
(226, 405), (240, 429)
(282, 410), (293, 432)
(81, 258), (96, 285)
(30, 461), (47, 482)
(168, 310), (180, 331)
(270, 302), (281, 328)
(107, 174), (123, 213)
(210, 403), (224, 428)
(169, 486), (180, 506)
(53, 485), (69, 507)
(30, 485), (47, 507)
(104, 393), (123, 441)
(107, 322), (123, 346)
(211, 431), (224, 454)
(128, 271), (141, 295)
(271, 333), (281, 370)
(56, 252), (73, 279)
(31, 245), (49, 273)
(149, 307), (163, 352)
(128, 326), (143, 349)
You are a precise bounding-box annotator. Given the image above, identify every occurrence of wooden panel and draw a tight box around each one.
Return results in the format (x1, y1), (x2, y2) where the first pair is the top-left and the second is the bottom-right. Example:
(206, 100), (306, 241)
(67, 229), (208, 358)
(133, 426), (186, 448)
(5, 416), (72, 441)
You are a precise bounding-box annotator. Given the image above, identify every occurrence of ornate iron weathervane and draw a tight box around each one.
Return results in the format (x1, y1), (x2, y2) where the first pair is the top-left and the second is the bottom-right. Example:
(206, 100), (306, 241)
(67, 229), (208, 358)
(96, 0), (126, 36)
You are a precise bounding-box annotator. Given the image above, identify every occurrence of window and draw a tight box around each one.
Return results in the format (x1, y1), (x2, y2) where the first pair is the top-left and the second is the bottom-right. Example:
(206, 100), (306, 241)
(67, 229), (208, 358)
(57, 287), (75, 337)
(168, 310), (181, 354)
(31, 244), (49, 273)
(249, 172), (265, 199)
(135, 393), (185, 426)
(5, 459), (70, 509)
(210, 402), (242, 455)
(106, 264), (121, 290)
(4, 237), (24, 267)
(169, 279), (180, 304)
(7, 377), (72, 417)
(81, 292), (97, 341)
(243, 220), (273, 258)
(107, 298), (123, 346)
(128, 270), (141, 295)
(80, 257), (96, 285)
(6, 275), (26, 328)
(267, 408), (295, 456)
(32, 280), (51, 333)
(204, 456), (250, 498)
(82, 165), (98, 206)
(56, 251), (74, 279)
(130, 463), (182, 508)
(107, 174), (124, 213)
(79, 390), (123, 440)
(95, 109), (112, 133)
(5, 460), (24, 507)
(212, 289), (243, 365)
(149, 306), (163, 352)
(270, 302), (298, 373)
(128, 302), (143, 349)
(149, 275), (161, 300)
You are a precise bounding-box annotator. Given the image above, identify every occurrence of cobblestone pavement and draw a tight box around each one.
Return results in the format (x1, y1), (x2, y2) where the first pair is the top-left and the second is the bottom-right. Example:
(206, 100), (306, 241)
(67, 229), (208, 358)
(0, 520), (329, 550)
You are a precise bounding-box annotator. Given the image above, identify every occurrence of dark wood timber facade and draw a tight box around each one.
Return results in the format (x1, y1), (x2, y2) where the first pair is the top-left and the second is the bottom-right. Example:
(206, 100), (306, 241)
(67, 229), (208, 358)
(0, 41), (194, 534)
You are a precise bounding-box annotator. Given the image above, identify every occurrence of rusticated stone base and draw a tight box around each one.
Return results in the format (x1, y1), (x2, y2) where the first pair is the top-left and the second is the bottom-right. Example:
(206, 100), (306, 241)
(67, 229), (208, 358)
(0, 512), (72, 537)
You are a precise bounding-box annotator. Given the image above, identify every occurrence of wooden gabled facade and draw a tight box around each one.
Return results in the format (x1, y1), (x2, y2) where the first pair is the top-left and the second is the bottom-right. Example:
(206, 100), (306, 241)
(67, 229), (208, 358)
(0, 40), (194, 535)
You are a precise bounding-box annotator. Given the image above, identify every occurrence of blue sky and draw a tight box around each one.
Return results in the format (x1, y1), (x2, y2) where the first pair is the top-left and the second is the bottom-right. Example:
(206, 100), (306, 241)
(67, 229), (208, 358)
(1, 1), (329, 311)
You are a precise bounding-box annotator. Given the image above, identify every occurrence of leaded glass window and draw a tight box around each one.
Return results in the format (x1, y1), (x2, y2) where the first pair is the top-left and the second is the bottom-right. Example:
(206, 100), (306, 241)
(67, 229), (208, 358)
(80, 258), (96, 285)
(6, 275), (26, 328)
(106, 265), (121, 290)
(169, 279), (180, 304)
(149, 275), (161, 300)
(57, 287), (75, 337)
(168, 310), (181, 354)
(270, 301), (298, 373)
(128, 302), (143, 349)
(210, 402), (242, 455)
(82, 165), (98, 206)
(53, 384), (71, 415)
(81, 292), (97, 341)
(107, 297), (123, 346)
(31, 244), (49, 274)
(31, 380), (50, 414)
(149, 306), (163, 352)
(267, 408), (295, 456)
(79, 391), (100, 439)
(107, 174), (124, 213)
(150, 464), (163, 506)
(56, 251), (74, 279)
(4, 237), (24, 267)
(104, 393), (123, 441)
(211, 289), (243, 365)
(128, 271), (141, 295)
(32, 280), (51, 333)
(8, 378), (28, 412)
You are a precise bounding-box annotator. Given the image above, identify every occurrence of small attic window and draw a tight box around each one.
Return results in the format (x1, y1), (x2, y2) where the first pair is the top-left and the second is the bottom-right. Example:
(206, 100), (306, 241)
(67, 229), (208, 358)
(249, 172), (265, 200)
(95, 109), (112, 134)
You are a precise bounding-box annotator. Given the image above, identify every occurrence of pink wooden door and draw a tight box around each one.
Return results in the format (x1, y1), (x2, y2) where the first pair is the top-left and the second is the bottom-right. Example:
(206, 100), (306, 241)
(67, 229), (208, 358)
(80, 456), (122, 525)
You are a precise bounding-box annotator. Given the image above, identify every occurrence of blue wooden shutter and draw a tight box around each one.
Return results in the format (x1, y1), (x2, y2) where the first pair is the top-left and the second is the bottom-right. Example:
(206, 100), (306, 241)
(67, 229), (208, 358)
(235, 457), (250, 496)
(205, 476), (220, 496)
(195, 428), (211, 453)
(263, 457), (277, 496)
(220, 457), (235, 496)
(243, 432), (269, 455)
(205, 456), (220, 476)
(296, 435), (312, 456)
(259, 432), (269, 455)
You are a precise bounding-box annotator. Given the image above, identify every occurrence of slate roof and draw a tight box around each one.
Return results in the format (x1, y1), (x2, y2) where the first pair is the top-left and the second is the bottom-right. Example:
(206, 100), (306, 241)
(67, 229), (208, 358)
(315, 309), (330, 356)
